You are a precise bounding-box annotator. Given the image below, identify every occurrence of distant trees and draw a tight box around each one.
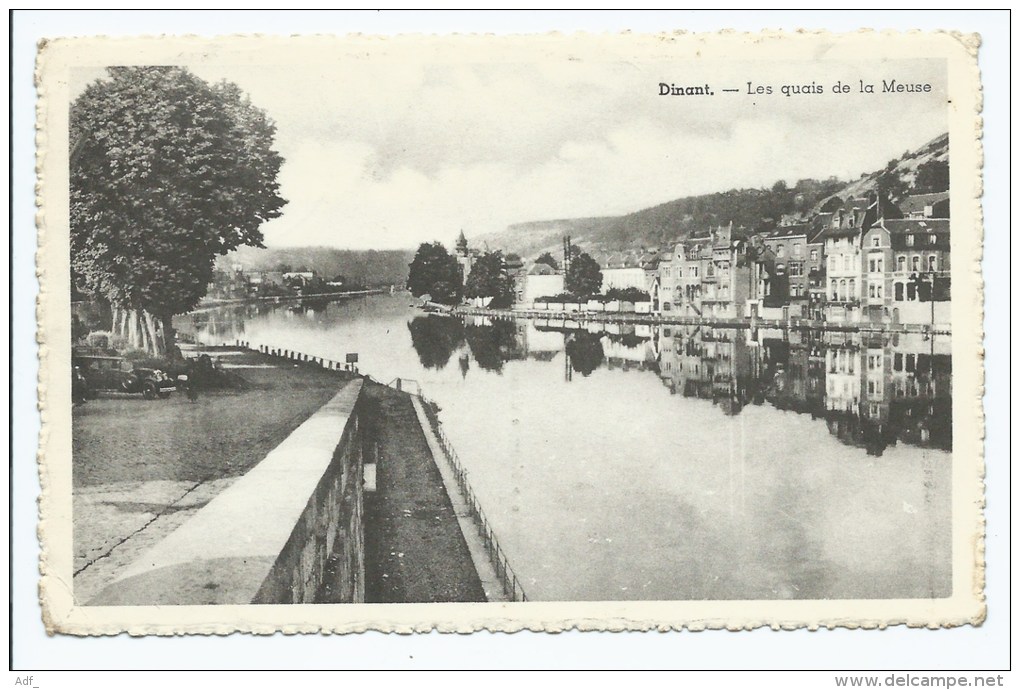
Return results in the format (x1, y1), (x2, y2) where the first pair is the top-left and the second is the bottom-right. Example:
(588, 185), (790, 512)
(70, 66), (286, 355)
(407, 242), (463, 304)
(534, 252), (559, 271)
(913, 159), (950, 194)
(604, 287), (650, 303)
(464, 251), (515, 307)
(565, 252), (603, 298)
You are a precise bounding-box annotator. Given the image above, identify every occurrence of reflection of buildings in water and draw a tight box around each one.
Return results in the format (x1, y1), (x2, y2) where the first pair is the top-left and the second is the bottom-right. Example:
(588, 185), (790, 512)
(654, 325), (952, 454)
(404, 313), (954, 455)
(176, 304), (251, 343)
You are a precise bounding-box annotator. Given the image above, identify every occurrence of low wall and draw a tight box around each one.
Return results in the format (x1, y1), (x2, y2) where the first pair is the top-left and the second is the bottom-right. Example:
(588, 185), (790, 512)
(90, 379), (366, 606)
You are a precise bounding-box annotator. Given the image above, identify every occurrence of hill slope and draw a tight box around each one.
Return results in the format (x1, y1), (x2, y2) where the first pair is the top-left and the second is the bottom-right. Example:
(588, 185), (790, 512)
(476, 133), (949, 258)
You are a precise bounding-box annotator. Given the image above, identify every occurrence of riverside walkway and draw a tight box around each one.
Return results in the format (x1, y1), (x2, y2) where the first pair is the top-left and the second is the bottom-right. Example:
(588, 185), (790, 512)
(360, 380), (486, 603)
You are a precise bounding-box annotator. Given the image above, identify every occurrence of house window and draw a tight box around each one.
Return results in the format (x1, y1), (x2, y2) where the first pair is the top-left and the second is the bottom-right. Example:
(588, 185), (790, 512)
(810, 249), (818, 261)
(691, 266), (699, 278)
(928, 255), (937, 271)
(831, 280), (838, 300)
(869, 284), (876, 298)
(843, 255), (850, 271)
(872, 235), (881, 247)
(897, 256), (906, 272)
(906, 354), (916, 372)
(776, 245), (785, 257)
(839, 279), (847, 300)
(793, 244), (802, 257)
(906, 282), (917, 301)
(895, 282), (904, 301)
(928, 234), (938, 245)
(789, 263), (802, 276)
(906, 234), (915, 247)
(848, 279), (855, 297)
(876, 284), (882, 299)
(894, 353), (903, 371)
(912, 255), (920, 272)
(792, 285), (800, 297)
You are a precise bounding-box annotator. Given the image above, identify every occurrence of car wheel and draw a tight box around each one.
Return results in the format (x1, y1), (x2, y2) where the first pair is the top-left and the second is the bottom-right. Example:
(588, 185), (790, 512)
(142, 381), (158, 400)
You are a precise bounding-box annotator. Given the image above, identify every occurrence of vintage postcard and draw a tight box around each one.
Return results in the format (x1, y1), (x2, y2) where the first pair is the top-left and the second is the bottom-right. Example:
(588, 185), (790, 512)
(35, 30), (985, 634)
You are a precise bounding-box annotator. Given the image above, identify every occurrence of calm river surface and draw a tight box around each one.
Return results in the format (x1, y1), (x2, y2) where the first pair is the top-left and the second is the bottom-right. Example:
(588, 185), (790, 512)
(178, 293), (952, 602)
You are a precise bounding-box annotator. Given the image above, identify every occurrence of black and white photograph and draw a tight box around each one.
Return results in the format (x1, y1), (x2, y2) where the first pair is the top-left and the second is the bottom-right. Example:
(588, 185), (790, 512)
(32, 29), (985, 636)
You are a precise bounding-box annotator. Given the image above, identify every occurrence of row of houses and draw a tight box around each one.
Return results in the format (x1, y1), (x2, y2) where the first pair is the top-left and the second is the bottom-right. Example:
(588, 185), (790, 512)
(512, 190), (950, 327)
(207, 268), (348, 301)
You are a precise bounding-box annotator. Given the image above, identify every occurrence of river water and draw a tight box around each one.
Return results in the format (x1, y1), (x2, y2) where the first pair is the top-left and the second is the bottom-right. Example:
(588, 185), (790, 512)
(177, 293), (952, 602)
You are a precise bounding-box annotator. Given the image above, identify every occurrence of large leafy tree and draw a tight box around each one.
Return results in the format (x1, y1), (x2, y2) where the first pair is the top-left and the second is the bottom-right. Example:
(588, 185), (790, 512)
(407, 241), (463, 304)
(70, 66), (286, 355)
(464, 250), (515, 307)
(565, 251), (603, 298)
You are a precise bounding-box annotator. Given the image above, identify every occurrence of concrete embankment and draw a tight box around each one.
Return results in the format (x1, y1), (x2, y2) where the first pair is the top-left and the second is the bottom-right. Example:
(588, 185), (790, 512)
(72, 347), (355, 603)
(90, 379), (367, 605)
(80, 344), (490, 606)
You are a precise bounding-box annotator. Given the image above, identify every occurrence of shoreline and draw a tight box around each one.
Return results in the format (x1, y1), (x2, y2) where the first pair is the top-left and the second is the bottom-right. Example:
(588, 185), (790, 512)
(432, 303), (952, 336)
(195, 288), (389, 309)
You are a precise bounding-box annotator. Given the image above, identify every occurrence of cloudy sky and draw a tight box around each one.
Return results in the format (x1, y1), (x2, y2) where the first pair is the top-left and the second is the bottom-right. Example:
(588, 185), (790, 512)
(74, 53), (947, 250)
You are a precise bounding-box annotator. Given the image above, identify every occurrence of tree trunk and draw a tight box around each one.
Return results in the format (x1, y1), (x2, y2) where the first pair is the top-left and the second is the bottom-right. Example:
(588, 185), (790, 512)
(159, 314), (177, 359)
(129, 310), (143, 350)
(143, 310), (164, 357)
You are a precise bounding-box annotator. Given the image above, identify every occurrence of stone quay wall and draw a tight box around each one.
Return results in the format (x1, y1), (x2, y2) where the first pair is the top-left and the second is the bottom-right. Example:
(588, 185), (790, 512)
(90, 379), (367, 606)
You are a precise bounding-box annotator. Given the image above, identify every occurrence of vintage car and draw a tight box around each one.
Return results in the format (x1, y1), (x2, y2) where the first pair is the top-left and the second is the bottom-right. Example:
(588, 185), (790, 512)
(72, 354), (176, 400)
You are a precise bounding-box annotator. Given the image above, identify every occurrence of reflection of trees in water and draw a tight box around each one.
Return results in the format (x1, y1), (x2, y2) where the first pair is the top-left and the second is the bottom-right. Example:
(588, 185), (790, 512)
(565, 332), (604, 377)
(603, 331), (648, 349)
(407, 315), (465, 370)
(465, 320), (521, 373)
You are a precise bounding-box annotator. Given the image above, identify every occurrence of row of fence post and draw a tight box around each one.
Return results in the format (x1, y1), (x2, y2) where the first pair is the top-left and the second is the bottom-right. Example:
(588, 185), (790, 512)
(232, 340), (356, 372)
(409, 386), (528, 603)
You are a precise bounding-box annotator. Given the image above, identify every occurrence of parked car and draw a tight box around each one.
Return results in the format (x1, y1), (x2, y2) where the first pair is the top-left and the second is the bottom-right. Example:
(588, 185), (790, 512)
(72, 354), (176, 400)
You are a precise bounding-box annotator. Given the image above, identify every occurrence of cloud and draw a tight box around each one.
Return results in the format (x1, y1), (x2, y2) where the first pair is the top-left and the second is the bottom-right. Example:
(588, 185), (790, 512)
(188, 56), (950, 250)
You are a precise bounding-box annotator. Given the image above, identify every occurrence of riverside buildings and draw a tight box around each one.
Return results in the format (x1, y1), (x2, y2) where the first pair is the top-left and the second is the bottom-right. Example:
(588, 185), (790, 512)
(516, 188), (950, 329)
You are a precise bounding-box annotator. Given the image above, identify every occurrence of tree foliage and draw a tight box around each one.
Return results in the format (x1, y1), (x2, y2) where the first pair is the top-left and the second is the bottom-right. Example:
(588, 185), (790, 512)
(464, 250), (515, 306)
(912, 159), (949, 194)
(407, 242), (463, 304)
(565, 252), (603, 298)
(534, 252), (559, 271)
(70, 66), (286, 353)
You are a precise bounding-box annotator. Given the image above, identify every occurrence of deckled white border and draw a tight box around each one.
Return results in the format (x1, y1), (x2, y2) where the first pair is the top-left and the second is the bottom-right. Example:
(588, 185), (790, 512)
(34, 29), (985, 636)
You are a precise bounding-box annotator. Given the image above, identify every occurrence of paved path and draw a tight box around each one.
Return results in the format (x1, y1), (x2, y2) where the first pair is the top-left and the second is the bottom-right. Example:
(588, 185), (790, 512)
(361, 381), (486, 603)
(72, 347), (351, 603)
